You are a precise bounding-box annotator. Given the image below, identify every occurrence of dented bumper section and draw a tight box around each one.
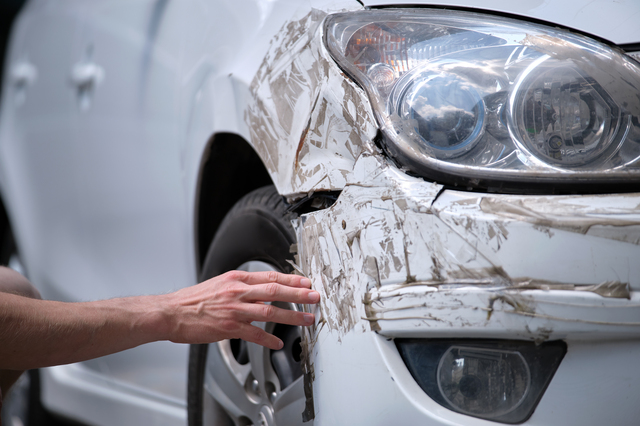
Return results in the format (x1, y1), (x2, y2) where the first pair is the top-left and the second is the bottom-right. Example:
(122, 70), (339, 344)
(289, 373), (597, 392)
(294, 153), (640, 425)
(366, 285), (639, 342)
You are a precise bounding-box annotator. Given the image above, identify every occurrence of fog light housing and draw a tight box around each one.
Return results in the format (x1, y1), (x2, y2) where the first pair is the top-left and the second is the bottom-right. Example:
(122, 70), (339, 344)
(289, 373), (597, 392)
(397, 339), (566, 424)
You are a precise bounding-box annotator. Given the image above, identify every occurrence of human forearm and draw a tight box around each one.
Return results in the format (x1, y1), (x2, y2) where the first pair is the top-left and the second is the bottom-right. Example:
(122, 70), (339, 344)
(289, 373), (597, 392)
(0, 293), (167, 370)
(0, 270), (318, 371)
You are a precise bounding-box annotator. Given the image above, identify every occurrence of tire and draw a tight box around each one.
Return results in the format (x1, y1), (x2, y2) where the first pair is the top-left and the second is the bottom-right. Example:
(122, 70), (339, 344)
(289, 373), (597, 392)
(188, 186), (307, 426)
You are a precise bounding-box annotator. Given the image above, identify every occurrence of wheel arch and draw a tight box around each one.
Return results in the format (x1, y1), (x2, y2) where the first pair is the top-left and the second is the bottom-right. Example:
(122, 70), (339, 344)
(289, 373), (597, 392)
(0, 190), (15, 264)
(195, 132), (274, 273)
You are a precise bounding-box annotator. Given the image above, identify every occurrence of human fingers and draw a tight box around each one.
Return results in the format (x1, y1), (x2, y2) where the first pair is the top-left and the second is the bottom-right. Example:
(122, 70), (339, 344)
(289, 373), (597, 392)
(237, 322), (286, 350)
(227, 270), (312, 288)
(239, 302), (315, 327)
(244, 282), (320, 305)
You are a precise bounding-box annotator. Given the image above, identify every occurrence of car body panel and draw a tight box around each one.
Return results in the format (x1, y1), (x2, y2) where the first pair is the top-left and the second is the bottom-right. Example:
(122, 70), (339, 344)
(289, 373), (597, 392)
(1, 1), (198, 416)
(294, 152), (640, 424)
(307, 331), (640, 425)
(240, 4), (378, 198)
(1, 0), (639, 425)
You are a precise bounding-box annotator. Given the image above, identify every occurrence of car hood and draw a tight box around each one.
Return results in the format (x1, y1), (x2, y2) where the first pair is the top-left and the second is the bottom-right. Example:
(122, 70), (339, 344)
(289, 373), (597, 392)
(360, 0), (640, 46)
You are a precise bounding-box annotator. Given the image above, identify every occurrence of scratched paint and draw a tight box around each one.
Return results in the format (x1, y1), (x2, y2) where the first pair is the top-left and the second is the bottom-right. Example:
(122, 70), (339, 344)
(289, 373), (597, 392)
(362, 283), (640, 343)
(290, 151), (640, 423)
(477, 196), (640, 245)
(244, 9), (378, 197)
(294, 153), (442, 334)
(242, 9), (640, 340)
(243, 8), (640, 423)
(294, 152), (640, 344)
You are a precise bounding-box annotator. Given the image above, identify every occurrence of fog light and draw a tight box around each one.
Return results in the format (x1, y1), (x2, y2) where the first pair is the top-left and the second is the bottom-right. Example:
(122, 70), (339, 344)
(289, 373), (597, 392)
(438, 347), (529, 417)
(396, 339), (566, 424)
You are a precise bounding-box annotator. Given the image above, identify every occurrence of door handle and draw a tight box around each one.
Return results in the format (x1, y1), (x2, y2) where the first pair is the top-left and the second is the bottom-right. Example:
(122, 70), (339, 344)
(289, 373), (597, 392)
(11, 61), (38, 88)
(70, 61), (104, 110)
(10, 61), (37, 105)
(70, 62), (104, 89)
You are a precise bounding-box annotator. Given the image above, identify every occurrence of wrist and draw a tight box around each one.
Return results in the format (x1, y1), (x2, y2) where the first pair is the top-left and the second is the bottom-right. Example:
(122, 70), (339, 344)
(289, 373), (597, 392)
(121, 294), (175, 343)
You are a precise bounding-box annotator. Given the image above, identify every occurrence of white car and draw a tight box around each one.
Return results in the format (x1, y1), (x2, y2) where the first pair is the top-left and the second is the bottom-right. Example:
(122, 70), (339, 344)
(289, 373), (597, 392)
(1, 0), (639, 425)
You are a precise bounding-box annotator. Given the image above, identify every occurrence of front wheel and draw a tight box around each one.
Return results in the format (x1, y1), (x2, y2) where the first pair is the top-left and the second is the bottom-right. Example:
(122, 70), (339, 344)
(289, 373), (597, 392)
(188, 186), (308, 426)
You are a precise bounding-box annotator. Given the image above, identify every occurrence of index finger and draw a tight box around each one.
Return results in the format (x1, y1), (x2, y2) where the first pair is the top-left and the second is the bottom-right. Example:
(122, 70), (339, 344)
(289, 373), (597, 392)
(231, 270), (312, 288)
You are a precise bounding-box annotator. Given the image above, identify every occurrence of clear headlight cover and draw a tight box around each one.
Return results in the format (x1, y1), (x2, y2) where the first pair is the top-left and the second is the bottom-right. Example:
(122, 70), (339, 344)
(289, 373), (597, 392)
(325, 9), (640, 191)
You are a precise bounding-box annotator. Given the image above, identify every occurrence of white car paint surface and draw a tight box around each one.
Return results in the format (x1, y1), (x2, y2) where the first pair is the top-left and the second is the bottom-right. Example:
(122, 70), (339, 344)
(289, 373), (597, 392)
(0, 0), (638, 425)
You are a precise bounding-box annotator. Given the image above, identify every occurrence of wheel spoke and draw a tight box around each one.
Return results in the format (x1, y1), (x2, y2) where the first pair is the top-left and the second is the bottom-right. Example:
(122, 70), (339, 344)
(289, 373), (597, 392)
(273, 375), (305, 411)
(272, 376), (307, 425)
(247, 337), (280, 397)
(205, 342), (258, 420)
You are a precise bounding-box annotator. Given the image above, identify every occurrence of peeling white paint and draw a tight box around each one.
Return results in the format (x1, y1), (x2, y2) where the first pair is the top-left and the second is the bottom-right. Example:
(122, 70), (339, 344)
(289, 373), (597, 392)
(478, 195), (640, 245)
(294, 153), (444, 338)
(246, 8), (640, 425)
(294, 153), (640, 344)
(244, 9), (378, 197)
(364, 284), (640, 343)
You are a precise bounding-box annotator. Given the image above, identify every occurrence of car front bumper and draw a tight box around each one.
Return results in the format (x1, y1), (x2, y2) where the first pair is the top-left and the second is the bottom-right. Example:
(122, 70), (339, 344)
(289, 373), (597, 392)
(294, 153), (640, 425)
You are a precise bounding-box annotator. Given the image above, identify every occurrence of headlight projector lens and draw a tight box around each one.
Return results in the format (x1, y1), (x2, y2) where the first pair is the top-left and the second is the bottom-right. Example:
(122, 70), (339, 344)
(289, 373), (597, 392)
(511, 58), (622, 167)
(400, 73), (485, 159)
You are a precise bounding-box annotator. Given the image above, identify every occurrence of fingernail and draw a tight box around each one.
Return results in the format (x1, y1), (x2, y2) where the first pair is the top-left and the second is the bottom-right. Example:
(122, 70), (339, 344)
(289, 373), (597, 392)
(277, 339), (284, 350)
(308, 291), (320, 303)
(303, 313), (314, 324)
(301, 278), (312, 287)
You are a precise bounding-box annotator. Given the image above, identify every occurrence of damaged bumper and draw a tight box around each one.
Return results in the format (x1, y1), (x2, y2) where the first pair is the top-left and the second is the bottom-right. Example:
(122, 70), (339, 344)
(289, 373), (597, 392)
(295, 154), (640, 425)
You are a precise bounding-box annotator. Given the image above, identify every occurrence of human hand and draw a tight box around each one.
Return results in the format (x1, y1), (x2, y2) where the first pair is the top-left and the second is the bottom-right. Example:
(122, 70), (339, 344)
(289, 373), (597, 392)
(162, 270), (319, 350)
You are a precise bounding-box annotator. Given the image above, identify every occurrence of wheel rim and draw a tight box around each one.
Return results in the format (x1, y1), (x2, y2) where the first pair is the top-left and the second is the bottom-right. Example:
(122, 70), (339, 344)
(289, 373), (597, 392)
(203, 261), (307, 426)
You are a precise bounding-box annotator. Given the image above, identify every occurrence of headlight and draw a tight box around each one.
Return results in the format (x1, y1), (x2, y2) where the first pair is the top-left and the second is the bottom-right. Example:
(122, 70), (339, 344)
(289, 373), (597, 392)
(397, 339), (567, 423)
(325, 9), (640, 192)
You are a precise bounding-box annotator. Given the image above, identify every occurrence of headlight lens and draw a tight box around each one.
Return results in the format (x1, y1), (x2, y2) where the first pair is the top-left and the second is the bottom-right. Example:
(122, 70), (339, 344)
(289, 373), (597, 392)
(397, 339), (567, 424)
(325, 9), (640, 191)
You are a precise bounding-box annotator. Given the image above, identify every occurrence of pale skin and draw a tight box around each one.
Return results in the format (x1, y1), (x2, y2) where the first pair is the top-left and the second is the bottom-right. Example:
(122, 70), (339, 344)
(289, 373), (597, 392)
(0, 267), (319, 399)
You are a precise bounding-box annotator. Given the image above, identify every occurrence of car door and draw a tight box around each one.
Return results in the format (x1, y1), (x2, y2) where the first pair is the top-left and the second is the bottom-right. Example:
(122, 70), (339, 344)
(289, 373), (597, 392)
(2, 0), (197, 414)
(0, 0), (83, 286)
(60, 0), (196, 405)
